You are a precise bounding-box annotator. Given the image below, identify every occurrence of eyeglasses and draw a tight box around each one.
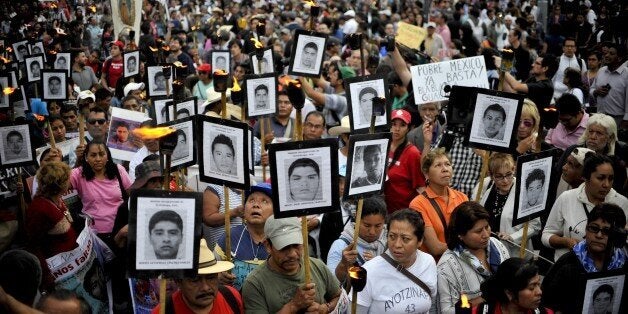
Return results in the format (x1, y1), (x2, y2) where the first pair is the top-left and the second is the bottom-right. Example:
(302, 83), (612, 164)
(493, 172), (514, 181)
(520, 120), (534, 128)
(88, 119), (107, 125)
(586, 225), (611, 236)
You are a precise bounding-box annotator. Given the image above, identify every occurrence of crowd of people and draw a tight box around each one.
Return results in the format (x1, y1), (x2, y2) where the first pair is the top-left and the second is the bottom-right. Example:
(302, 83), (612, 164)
(0, 0), (627, 313)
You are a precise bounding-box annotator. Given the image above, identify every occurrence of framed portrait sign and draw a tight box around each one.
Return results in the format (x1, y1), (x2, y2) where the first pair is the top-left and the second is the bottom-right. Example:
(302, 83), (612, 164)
(0, 73), (11, 108)
(580, 270), (625, 314)
(210, 50), (230, 73)
(0, 123), (36, 168)
(513, 150), (557, 226)
(53, 52), (71, 77)
(345, 74), (391, 133)
(197, 115), (250, 190)
(269, 139), (339, 218)
(24, 54), (44, 83)
(41, 70), (68, 101)
(159, 116), (197, 172)
(288, 29), (327, 77)
(244, 73), (277, 118)
(12, 40), (29, 63)
(167, 97), (197, 121)
(11, 85), (28, 118)
(345, 133), (392, 198)
(147, 65), (173, 97)
(464, 88), (524, 153)
(151, 97), (174, 125)
(29, 41), (46, 62)
(250, 48), (274, 74)
(128, 189), (203, 279)
(123, 50), (140, 78)
(106, 107), (145, 161)
(248, 127), (254, 175)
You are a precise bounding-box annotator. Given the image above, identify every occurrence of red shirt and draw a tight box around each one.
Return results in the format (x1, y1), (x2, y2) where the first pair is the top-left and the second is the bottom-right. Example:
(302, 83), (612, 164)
(151, 287), (243, 314)
(384, 143), (426, 213)
(103, 57), (123, 89)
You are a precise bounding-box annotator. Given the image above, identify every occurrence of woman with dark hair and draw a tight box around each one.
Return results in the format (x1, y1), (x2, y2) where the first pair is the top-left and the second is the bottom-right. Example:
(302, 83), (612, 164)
(543, 203), (627, 313)
(228, 39), (247, 72)
(542, 153), (628, 261)
(437, 202), (510, 314)
(26, 161), (77, 290)
(563, 67), (585, 104)
(474, 257), (552, 314)
(410, 148), (468, 259)
(70, 141), (131, 239)
(354, 209), (437, 313)
(459, 24), (481, 57)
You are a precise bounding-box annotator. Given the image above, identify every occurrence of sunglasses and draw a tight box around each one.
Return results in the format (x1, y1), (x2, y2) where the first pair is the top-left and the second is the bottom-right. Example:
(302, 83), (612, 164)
(520, 120), (534, 128)
(586, 225), (611, 236)
(88, 119), (107, 125)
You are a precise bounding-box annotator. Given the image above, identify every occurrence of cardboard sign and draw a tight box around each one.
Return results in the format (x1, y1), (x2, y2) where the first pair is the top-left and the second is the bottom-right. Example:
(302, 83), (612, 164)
(395, 22), (427, 50)
(410, 56), (489, 104)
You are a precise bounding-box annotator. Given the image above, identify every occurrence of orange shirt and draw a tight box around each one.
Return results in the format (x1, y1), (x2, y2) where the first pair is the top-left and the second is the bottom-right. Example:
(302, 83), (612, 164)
(409, 185), (468, 252)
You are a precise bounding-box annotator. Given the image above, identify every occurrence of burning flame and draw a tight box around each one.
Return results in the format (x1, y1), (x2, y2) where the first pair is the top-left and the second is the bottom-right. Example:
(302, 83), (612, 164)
(460, 294), (470, 309)
(50, 3), (57, 9)
(279, 75), (301, 87)
(544, 106), (557, 112)
(55, 28), (67, 35)
(49, 50), (58, 55)
(161, 45), (170, 52)
(132, 126), (176, 140)
(3, 87), (16, 95)
(214, 69), (228, 76)
(231, 77), (241, 92)
(33, 114), (45, 122)
(5, 47), (12, 53)
(250, 38), (263, 49)
(149, 46), (158, 52)
(303, 0), (318, 7)
(0, 56), (11, 64)
(89, 5), (97, 13)
(173, 61), (187, 68)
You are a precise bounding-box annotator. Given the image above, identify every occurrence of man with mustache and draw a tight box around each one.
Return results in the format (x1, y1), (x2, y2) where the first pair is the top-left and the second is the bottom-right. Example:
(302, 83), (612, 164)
(151, 239), (243, 313)
(242, 216), (341, 313)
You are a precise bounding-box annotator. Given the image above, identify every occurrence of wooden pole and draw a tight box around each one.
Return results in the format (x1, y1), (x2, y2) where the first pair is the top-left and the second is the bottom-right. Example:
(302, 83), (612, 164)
(220, 91), (233, 262)
(351, 288), (358, 314)
(47, 120), (57, 149)
(519, 221), (529, 258)
(78, 112), (86, 145)
(474, 153), (489, 202)
(159, 277), (166, 314)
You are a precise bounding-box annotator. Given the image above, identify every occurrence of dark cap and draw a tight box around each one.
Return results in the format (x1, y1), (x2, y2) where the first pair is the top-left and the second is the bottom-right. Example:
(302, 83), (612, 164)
(129, 160), (162, 190)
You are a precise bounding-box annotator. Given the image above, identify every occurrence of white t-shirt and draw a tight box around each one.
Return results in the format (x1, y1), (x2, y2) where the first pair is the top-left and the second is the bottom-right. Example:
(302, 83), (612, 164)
(354, 250), (437, 313)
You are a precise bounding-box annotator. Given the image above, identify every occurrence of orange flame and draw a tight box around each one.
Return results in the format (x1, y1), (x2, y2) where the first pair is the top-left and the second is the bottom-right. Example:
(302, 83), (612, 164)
(214, 69), (228, 75)
(132, 126), (176, 139)
(5, 47), (12, 53)
(303, 0), (317, 7)
(173, 61), (187, 68)
(348, 266), (364, 280)
(33, 114), (45, 121)
(279, 75), (301, 87)
(89, 5), (97, 13)
(0, 56), (11, 64)
(250, 38), (263, 49)
(149, 46), (158, 52)
(3, 87), (16, 95)
(48, 50), (57, 55)
(460, 294), (470, 308)
(231, 77), (241, 92)
(161, 45), (170, 51)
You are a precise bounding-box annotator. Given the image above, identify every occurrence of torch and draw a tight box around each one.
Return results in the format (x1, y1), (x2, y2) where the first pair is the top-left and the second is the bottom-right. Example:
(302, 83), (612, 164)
(349, 265), (367, 314)
(230, 77), (244, 121)
(5, 87), (27, 235)
(346, 33), (364, 76)
(162, 65), (172, 97)
(498, 48), (514, 92)
(45, 114), (57, 149)
(149, 45), (159, 65)
(286, 78), (305, 141)
(455, 294), (472, 314)
(303, 1), (320, 31)
(251, 38), (265, 73)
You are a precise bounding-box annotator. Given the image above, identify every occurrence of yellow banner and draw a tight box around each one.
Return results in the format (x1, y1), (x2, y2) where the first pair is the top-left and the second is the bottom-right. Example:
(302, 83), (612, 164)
(395, 22), (427, 50)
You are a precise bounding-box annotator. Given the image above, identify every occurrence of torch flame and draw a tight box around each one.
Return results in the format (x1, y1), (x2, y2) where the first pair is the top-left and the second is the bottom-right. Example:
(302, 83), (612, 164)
(173, 61), (187, 68)
(279, 75), (301, 87)
(303, 0), (317, 7)
(0, 56), (10, 64)
(132, 126), (176, 140)
(89, 5), (97, 13)
(231, 77), (241, 92)
(3, 87), (16, 95)
(460, 294), (470, 308)
(250, 38), (263, 49)
(149, 46), (158, 52)
(49, 50), (57, 55)
(161, 45), (170, 52)
(5, 47), (12, 53)
(214, 69), (228, 75)
(33, 114), (45, 122)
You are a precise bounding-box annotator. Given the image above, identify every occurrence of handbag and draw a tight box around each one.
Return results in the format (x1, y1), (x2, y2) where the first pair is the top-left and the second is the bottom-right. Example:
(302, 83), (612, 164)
(381, 252), (433, 297)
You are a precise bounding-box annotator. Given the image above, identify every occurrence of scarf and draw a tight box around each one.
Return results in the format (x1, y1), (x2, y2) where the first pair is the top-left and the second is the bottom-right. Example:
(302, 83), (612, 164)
(453, 238), (503, 278)
(573, 240), (626, 272)
(338, 222), (387, 262)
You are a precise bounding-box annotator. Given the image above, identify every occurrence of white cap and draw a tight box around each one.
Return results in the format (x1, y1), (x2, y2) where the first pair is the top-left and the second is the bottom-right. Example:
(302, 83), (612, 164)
(344, 10), (356, 17)
(123, 82), (145, 97)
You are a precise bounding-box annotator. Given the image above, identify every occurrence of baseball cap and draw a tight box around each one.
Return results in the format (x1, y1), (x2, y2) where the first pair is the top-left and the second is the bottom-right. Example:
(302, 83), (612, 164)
(197, 63), (211, 72)
(129, 160), (162, 190)
(264, 216), (303, 250)
(123, 82), (145, 96)
(571, 147), (595, 166)
(338, 66), (356, 80)
(426, 22), (437, 29)
(326, 37), (341, 49)
(391, 109), (411, 124)
(77, 90), (96, 102)
(246, 182), (272, 201)
(110, 40), (125, 49)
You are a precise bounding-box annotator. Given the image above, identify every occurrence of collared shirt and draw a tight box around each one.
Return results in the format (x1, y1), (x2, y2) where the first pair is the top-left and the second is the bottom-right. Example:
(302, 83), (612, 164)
(71, 66), (99, 91)
(545, 112), (589, 150)
(253, 116), (294, 140)
(590, 65), (628, 119)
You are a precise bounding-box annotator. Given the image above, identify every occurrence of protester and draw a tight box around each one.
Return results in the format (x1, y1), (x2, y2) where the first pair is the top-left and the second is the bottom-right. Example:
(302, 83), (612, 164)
(545, 93), (589, 150)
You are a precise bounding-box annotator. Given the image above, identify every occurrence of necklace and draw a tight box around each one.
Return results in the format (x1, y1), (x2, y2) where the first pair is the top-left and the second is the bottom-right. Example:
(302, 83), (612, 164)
(46, 197), (73, 223)
(249, 231), (262, 262)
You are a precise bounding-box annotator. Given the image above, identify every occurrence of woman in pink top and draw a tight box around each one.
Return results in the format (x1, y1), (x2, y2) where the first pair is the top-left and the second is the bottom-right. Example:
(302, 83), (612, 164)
(71, 141), (131, 238)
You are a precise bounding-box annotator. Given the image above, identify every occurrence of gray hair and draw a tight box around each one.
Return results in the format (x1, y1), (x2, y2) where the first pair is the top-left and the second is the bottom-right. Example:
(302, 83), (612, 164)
(578, 113), (617, 155)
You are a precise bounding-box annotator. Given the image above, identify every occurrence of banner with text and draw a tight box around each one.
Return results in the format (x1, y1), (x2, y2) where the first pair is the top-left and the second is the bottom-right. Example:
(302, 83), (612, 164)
(395, 22), (427, 50)
(410, 56), (489, 104)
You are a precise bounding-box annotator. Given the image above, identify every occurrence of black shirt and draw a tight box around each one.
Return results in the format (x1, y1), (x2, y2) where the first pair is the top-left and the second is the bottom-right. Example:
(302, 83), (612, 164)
(525, 77), (554, 128)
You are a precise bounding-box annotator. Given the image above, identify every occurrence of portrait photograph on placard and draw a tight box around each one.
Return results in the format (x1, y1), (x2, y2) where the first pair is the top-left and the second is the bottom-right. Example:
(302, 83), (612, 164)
(41, 70), (68, 101)
(29, 41), (46, 61)
(0, 123), (36, 168)
(210, 50), (230, 73)
(25, 54), (44, 82)
(513, 150), (555, 226)
(128, 189), (202, 278)
(106, 107), (145, 161)
(345, 133), (392, 198)
(12, 40), (29, 62)
(53, 52), (71, 77)
(288, 29), (327, 77)
(245, 73), (277, 117)
(152, 98), (174, 125)
(0, 75), (10, 108)
(345, 74), (390, 133)
(465, 88), (523, 153)
(250, 48), (274, 74)
(167, 97), (197, 120)
(581, 271), (625, 314)
(147, 65), (173, 97)
(12, 86), (28, 118)
(160, 116), (197, 171)
(123, 50), (140, 78)
(269, 139), (339, 218)
(198, 115), (249, 189)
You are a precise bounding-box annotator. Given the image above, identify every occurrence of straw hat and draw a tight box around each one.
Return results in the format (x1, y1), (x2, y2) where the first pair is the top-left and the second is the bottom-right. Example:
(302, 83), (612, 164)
(198, 239), (234, 274)
(328, 116), (351, 136)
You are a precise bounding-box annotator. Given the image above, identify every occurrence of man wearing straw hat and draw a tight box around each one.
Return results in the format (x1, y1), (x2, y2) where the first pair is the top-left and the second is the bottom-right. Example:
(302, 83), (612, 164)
(151, 239), (243, 313)
(242, 216), (341, 313)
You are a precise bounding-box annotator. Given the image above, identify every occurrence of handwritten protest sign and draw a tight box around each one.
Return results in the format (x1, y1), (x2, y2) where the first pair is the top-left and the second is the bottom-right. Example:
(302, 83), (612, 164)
(395, 22), (427, 50)
(410, 56), (489, 104)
